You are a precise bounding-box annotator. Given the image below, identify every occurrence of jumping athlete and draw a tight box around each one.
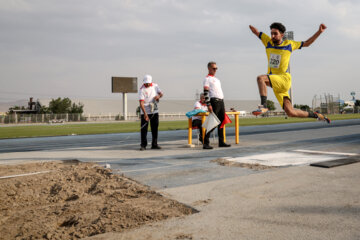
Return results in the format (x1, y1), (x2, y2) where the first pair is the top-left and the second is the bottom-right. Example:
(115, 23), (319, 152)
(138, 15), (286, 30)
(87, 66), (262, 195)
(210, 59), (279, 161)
(249, 22), (330, 123)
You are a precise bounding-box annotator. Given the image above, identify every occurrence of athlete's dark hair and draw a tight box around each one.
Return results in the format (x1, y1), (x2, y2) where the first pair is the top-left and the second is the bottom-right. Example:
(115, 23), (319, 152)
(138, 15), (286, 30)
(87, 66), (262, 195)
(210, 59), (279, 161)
(270, 22), (286, 33)
(207, 61), (216, 68)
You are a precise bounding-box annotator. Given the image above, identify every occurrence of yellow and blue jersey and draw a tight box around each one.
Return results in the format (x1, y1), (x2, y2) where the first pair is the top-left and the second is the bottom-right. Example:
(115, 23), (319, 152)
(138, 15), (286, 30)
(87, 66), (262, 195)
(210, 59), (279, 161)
(259, 32), (303, 75)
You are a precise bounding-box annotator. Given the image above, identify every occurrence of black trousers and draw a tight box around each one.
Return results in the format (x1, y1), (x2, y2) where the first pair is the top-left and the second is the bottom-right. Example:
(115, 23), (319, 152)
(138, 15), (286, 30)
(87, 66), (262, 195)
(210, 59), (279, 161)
(209, 98), (225, 145)
(192, 119), (209, 143)
(140, 113), (159, 148)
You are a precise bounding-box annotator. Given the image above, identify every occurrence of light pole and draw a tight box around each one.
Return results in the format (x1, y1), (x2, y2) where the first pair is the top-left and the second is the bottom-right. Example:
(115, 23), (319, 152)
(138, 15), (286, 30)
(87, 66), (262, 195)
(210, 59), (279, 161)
(351, 91), (356, 101)
(284, 31), (294, 106)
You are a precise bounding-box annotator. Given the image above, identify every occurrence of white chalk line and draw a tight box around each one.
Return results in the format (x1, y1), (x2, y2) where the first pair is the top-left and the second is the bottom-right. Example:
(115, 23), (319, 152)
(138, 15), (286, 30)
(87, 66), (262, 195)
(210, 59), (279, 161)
(0, 171), (51, 179)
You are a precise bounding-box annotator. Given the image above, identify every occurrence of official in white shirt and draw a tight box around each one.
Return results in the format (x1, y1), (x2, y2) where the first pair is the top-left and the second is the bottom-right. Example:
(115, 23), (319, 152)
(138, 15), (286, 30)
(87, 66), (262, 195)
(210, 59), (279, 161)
(203, 61), (231, 149)
(139, 75), (163, 151)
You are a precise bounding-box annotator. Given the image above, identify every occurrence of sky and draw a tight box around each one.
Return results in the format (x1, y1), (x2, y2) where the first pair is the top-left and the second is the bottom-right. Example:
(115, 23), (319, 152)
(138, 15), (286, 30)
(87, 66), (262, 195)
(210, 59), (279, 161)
(0, 0), (359, 105)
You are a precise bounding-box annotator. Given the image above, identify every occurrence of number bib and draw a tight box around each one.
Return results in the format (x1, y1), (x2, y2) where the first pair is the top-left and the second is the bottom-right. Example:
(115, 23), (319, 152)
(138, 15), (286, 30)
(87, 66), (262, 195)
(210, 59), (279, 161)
(269, 53), (281, 68)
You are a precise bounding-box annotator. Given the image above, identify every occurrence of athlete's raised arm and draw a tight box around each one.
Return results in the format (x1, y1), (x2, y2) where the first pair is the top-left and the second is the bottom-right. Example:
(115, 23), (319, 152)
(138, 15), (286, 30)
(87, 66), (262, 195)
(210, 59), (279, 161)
(249, 25), (260, 37)
(303, 23), (327, 47)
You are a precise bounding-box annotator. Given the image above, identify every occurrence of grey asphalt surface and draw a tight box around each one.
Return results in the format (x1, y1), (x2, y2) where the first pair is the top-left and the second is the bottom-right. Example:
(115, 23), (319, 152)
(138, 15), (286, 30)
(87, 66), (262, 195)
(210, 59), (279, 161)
(1, 119), (359, 189)
(1, 118), (359, 153)
(1, 119), (360, 239)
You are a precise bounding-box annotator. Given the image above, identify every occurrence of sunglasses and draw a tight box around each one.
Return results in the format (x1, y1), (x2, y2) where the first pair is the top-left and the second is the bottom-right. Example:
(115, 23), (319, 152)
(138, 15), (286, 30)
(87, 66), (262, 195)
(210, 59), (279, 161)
(212, 68), (218, 70)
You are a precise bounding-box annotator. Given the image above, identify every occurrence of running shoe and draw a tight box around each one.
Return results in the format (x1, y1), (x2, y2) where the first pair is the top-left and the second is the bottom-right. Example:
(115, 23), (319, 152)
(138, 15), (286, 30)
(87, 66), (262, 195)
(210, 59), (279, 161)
(315, 112), (331, 124)
(252, 105), (268, 116)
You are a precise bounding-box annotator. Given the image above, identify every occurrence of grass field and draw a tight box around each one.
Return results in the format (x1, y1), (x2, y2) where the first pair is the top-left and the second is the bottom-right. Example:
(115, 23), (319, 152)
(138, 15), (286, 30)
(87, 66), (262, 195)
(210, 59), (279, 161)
(0, 114), (359, 139)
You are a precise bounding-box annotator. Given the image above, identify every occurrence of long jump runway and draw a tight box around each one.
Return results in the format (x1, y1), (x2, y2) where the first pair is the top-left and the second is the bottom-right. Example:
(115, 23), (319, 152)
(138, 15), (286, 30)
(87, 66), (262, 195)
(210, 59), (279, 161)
(0, 119), (359, 189)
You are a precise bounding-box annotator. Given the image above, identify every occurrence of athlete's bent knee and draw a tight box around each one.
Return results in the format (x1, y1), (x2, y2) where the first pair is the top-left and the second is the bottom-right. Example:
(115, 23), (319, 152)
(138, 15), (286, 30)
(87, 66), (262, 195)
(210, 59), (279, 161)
(284, 105), (297, 117)
(284, 108), (295, 117)
(257, 75), (267, 83)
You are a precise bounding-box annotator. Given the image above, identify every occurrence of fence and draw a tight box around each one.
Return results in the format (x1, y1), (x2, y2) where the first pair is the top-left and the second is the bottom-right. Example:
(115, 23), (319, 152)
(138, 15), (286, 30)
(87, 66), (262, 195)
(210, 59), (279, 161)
(0, 111), (287, 125)
(0, 113), (85, 124)
(312, 94), (341, 114)
(0, 112), (188, 124)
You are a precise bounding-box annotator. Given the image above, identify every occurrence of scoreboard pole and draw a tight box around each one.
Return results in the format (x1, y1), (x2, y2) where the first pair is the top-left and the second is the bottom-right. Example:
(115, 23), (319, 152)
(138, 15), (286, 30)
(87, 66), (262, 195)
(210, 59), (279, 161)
(111, 77), (137, 121)
(123, 93), (127, 121)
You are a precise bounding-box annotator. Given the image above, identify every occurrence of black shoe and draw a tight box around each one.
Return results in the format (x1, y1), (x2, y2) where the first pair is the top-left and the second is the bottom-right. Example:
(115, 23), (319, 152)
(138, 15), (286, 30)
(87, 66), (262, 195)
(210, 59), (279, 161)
(140, 146), (146, 151)
(219, 143), (231, 147)
(151, 145), (162, 149)
(203, 144), (213, 150)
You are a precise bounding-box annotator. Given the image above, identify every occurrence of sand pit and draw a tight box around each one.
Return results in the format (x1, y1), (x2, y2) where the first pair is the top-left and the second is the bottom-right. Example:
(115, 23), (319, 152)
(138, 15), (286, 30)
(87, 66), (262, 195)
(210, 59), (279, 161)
(0, 160), (197, 240)
(211, 158), (276, 170)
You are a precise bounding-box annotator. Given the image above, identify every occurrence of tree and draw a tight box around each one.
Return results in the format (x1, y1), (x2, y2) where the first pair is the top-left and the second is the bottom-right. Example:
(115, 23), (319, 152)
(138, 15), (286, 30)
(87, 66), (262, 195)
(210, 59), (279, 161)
(355, 100), (360, 113)
(48, 97), (71, 113)
(266, 100), (276, 111)
(38, 105), (51, 114)
(48, 97), (83, 114)
(136, 106), (141, 118)
(294, 104), (310, 112)
(7, 105), (25, 114)
(69, 102), (84, 114)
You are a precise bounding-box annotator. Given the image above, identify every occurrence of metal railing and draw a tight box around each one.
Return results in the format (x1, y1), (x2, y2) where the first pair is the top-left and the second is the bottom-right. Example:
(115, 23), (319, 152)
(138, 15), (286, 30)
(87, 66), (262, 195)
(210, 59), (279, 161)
(0, 111), (287, 125)
(0, 112), (187, 124)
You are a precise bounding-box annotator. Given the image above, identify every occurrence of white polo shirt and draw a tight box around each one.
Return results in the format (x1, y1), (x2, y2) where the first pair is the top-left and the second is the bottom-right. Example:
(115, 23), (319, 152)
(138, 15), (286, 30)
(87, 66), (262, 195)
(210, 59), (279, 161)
(139, 83), (162, 114)
(203, 75), (224, 99)
(192, 101), (208, 120)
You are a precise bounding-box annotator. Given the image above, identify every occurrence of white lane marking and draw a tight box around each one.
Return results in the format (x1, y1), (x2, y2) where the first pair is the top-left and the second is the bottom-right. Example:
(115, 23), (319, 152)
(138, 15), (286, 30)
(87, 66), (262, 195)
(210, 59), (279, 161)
(96, 159), (127, 163)
(0, 171), (51, 179)
(294, 149), (358, 156)
(0, 141), (133, 151)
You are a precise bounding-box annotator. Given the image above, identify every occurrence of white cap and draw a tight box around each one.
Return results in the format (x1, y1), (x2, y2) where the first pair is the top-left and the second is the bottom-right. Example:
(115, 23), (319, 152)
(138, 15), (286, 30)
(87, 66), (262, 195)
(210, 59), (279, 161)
(143, 74), (152, 84)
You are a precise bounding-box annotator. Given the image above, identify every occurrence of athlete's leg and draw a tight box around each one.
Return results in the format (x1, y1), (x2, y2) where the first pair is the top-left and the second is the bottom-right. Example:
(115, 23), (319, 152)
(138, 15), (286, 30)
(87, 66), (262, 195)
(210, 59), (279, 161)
(257, 75), (271, 95)
(253, 75), (271, 114)
(283, 98), (331, 123)
(257, 75), (271, 104)
(283, 97), (309, 118)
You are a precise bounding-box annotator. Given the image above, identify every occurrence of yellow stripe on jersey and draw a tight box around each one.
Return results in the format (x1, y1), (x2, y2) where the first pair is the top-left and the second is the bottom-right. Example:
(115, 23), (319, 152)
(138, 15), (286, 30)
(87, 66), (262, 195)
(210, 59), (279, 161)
(259, 32), (303, 75)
